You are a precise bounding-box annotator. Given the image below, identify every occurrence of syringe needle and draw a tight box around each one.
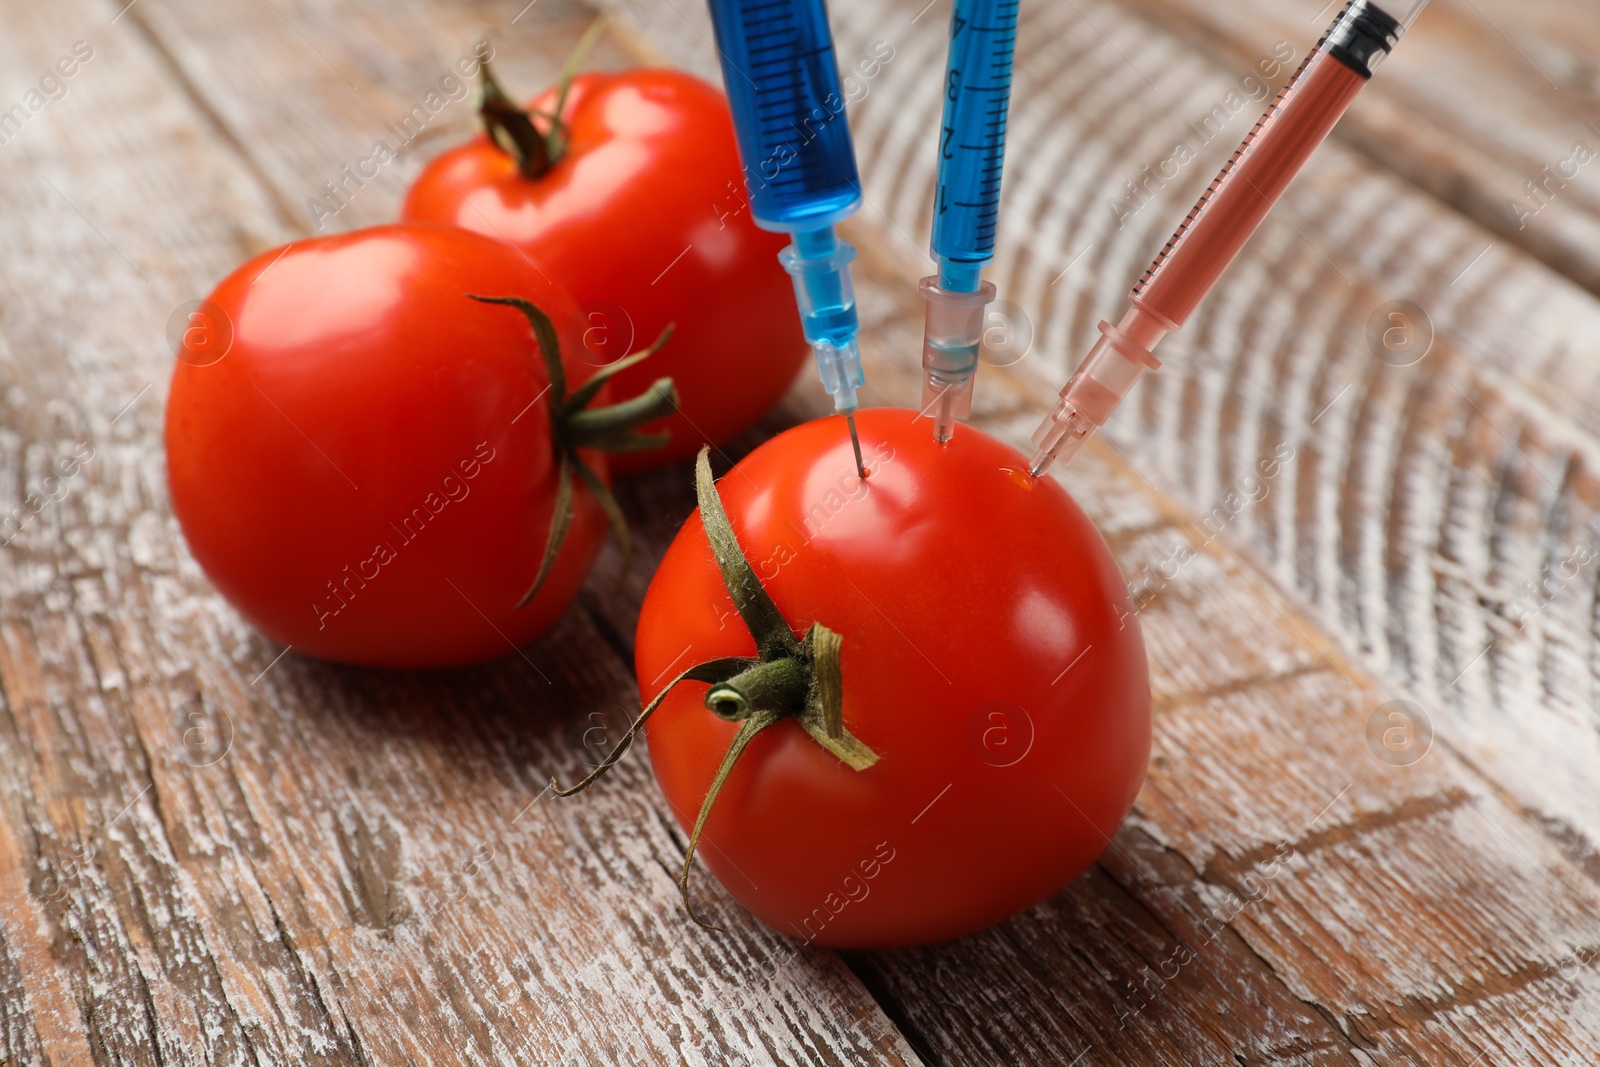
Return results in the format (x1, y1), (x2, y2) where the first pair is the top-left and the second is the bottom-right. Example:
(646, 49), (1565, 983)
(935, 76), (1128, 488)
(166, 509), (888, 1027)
(933, 388), (956, 444)
(845, 414), (866, 478)
(1027, 397), (1095, 477)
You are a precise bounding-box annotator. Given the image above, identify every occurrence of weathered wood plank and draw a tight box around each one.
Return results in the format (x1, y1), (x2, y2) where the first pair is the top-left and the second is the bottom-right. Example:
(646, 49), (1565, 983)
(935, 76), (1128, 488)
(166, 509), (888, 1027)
(592, 0), (1600, 1060)
(7, 0), (1600, 1062)
(0, 0), (925, 1062)
(589, 248), (1600, 1063)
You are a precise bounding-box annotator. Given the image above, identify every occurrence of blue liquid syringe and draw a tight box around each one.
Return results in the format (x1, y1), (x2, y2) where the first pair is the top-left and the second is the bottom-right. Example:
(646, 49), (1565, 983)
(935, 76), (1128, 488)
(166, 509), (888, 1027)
(918, 0), (1018, 441)
(706, 0), (868, 475)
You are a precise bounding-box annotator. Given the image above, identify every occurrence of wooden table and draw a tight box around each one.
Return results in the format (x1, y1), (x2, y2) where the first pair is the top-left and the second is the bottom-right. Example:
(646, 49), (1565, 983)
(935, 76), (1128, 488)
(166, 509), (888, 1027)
(3, 0), (1598, 1062)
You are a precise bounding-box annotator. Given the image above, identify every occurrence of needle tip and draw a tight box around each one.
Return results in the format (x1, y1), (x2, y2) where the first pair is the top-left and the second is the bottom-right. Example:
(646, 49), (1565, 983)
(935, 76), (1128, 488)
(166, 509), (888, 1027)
(845, 413), (866, 479)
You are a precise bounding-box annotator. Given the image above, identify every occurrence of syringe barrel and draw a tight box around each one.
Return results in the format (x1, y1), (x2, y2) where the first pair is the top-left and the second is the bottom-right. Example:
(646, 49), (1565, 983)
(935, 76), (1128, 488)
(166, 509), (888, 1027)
(929, 0), (1018, 273)
(706, 0), (863, 232)
(1130, 0), (1401, 332)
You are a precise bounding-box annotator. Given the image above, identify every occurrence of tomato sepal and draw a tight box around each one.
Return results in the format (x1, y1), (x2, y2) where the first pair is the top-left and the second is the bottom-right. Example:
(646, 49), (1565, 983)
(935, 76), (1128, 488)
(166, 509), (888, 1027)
(468, 294), (677, 607)
(553, 447), (880, 927)
(520, 453), (578, 608)
(550, 655), (758, 797)
(562, 324), (675, 414)
(676, 708), (781, 930)
(563, 377), (677, 449)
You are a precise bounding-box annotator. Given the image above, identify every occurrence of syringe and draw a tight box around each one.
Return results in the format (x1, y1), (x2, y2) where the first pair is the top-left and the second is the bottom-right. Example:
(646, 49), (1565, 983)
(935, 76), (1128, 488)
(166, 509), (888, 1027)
(1028, 0), (1429, 477)
(706, 0), (869, 476)
(919, 0), (1018, 442)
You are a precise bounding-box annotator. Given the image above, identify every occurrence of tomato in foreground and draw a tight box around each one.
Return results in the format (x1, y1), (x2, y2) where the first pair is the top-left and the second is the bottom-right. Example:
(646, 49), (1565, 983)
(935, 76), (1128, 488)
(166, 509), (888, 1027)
(630, 410), (1151, 947)
(165, 224), (663, 668)
(403, 66), (805, 471)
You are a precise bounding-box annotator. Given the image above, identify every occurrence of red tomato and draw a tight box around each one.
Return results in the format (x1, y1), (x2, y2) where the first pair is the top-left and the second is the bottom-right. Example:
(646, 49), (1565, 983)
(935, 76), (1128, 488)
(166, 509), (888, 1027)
(402, 69), (806, 471)
(165, 224), (612, 668)
(633, 410), (1151, 947)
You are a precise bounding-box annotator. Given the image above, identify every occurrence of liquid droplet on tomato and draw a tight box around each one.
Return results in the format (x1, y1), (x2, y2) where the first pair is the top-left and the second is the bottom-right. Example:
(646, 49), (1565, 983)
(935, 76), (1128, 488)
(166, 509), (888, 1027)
(999, 466), (1034, 491)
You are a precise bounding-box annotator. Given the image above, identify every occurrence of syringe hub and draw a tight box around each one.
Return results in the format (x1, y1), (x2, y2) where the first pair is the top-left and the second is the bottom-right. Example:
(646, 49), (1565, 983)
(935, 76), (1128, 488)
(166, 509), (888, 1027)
(810, 335), (862, 415)
(918, 275), (996, 442)
(779, 228), (865, 414)
(1028, 313), (1163, 477)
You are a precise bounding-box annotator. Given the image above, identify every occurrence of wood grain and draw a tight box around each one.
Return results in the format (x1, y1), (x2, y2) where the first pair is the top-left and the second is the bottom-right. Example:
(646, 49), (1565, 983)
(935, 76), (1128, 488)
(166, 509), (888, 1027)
(0, 0), (920, 1062)
(596, 0), (1600, 1059)
(3, 0), (1600, 1062)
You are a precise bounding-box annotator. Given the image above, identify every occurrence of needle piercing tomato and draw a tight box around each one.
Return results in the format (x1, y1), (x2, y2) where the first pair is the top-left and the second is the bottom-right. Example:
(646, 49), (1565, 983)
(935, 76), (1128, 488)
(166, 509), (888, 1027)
(401, 53), (805, 471)
(164, 223), (675, 668)
(560, 410), (1151, 947)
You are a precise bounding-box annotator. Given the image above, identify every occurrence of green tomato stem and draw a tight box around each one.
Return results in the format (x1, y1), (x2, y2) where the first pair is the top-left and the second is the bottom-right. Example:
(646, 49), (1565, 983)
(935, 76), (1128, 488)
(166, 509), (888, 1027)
(475, 17), (608, 178)
(548, 447), (881, 929)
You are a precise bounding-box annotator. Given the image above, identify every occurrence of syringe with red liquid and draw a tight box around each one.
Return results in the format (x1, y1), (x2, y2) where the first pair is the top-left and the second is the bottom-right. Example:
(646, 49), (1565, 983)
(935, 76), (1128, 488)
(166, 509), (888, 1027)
(1028, 0), (1429, 477)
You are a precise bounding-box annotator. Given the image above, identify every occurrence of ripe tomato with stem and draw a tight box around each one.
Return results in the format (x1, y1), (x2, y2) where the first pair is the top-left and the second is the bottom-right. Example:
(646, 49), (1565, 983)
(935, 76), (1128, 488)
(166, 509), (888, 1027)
(558, 410), (1151, 947)
(403, 29), (805, 471)
(165, 223), (675, 668)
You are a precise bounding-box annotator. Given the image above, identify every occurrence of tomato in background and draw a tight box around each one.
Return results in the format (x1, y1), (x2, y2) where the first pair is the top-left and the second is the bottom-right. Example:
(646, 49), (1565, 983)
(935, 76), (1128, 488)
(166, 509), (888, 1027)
(165, 224), (656, 668)
(631, 411), (1151, 947)
(403, 67), (806, 471)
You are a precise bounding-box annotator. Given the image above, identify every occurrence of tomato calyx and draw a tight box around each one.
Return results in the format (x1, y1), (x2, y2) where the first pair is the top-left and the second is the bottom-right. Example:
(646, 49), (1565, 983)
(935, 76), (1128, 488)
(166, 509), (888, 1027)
(476, 18), (608, 179)
(550, 447), (879, 927)
(684, 444), (876, 765)
(469, 294), (678, 608)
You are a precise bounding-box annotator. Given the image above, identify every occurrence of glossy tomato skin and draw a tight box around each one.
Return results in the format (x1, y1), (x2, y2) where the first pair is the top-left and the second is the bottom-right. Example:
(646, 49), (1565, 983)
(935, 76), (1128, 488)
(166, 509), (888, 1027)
(634, 410), (1151, 948)
(402, 70), (805, 471)
(165, 224), (605, 668)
